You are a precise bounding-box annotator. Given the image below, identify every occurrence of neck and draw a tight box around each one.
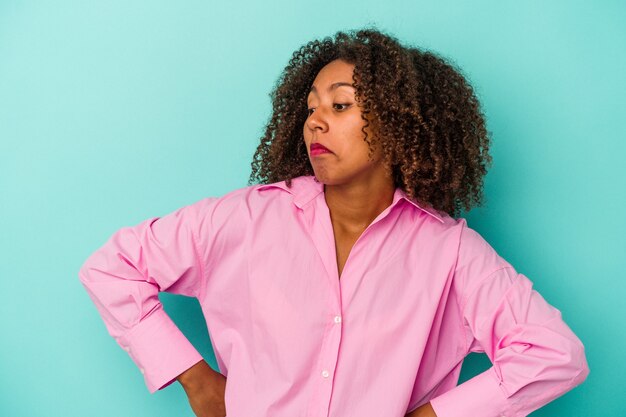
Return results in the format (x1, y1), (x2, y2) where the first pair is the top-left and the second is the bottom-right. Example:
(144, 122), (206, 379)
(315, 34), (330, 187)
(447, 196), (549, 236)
(323, 176), (395, 234)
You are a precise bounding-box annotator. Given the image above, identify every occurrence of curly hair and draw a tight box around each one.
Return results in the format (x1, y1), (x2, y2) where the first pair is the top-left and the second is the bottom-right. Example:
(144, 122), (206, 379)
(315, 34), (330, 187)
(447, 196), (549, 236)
(248, 26), (493, 218)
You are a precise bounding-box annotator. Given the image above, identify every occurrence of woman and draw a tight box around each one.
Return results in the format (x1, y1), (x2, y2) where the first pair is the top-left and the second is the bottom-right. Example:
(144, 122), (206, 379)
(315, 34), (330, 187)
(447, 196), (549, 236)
(79, 27), (589, 417)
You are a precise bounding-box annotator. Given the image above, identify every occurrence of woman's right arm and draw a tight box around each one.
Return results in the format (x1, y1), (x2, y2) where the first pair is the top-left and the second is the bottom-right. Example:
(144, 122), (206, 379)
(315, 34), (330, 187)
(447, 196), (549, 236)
(177, 359), (227, 417)
(78, 196), (229, 406)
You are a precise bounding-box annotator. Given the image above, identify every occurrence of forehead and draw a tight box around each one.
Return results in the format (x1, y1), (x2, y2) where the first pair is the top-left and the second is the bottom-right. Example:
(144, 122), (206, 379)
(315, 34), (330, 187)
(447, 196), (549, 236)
(314, 59), (355, 81)
(308, 60), (356, 96)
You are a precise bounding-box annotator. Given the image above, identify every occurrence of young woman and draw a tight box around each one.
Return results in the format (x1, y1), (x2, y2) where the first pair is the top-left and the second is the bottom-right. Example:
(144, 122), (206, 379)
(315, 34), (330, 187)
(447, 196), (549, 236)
(79, 27), (589, 417)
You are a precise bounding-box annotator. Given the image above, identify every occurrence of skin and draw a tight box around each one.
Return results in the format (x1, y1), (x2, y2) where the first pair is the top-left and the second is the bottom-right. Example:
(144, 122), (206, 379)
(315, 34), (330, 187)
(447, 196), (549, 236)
(177, 359), (227, 417)
(303, 59), (396, 237)
(177, 58), (437, 417)
(304, 59), (438, 417)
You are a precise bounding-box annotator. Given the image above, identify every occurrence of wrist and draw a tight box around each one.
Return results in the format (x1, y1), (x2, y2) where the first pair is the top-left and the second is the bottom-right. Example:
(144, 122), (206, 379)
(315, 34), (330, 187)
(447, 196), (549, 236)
(418, 402), (437, 417)
(176, 359), (211, 390)
(407, 402), (437, 417)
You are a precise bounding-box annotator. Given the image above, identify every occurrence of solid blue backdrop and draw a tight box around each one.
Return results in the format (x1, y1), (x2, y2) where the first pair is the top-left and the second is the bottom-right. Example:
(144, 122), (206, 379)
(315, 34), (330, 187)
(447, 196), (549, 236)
(1, 1), (623, 416)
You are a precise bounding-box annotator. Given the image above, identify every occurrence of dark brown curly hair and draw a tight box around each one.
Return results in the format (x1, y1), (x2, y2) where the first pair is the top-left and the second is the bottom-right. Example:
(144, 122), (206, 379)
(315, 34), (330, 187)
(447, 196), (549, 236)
(248, 26), (493, 218)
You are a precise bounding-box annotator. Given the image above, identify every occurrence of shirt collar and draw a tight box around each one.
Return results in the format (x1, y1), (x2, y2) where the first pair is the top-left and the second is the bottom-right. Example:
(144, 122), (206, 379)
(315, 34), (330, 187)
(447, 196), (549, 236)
(255, 175), (445, 223)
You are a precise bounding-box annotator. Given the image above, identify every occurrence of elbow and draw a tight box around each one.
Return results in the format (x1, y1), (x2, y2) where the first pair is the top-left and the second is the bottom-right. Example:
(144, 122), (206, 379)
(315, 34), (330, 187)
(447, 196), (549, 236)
(523, 332), (590, 390)
(574, 362), (590, 387)
(78, 252), (99, 288)
(78, 256), (92, 285)
(571, 342), (590, 387)
(78, 261), (89, 286)
(546, 321), (590, 388)
(560, 336), (589, 389)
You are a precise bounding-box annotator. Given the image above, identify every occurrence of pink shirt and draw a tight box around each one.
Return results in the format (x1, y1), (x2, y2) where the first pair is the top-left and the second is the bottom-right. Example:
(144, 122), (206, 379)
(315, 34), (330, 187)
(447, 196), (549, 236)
(78, 175), (589, 417)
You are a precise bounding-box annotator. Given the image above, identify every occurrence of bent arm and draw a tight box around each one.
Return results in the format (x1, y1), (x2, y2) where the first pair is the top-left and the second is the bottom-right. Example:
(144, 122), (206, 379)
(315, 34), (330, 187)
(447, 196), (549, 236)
(429, 222), (589, 417)
(78, 197), (220, 392)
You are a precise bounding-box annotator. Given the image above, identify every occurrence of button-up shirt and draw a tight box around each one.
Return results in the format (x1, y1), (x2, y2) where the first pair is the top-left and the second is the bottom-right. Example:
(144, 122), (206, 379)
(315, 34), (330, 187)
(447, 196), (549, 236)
(78, 175), (589, 417)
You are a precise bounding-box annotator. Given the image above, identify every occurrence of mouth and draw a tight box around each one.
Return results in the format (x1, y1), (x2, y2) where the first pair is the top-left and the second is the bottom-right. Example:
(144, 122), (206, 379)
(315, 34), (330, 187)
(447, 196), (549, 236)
(310, 143), (332, 156)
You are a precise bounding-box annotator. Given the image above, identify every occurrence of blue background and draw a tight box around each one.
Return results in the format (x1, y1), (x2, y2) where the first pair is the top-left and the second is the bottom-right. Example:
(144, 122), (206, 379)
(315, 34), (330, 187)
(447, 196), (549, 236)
(1, 1), (623, 415)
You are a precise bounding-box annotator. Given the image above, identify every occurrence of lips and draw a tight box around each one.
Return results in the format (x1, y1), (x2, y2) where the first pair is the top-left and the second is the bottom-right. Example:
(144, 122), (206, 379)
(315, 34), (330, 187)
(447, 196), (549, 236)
(310, 143), (331, 153)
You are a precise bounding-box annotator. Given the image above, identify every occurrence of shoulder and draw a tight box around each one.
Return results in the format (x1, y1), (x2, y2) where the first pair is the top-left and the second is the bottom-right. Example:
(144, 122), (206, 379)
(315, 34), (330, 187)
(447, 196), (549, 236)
(418, 212), (509, 266)
(450, 219), (517, 305)
(187, 178), (302, 229)
(455, 219), (513, 273)
(407, 204), (465, 248)
(412, 212), (513, 280)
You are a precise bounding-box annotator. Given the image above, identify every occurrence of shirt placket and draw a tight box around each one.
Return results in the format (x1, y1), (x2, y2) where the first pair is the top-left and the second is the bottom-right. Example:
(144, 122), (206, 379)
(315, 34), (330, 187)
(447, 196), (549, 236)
(302, 193), (402, 417)
(301, 195), (343, 417)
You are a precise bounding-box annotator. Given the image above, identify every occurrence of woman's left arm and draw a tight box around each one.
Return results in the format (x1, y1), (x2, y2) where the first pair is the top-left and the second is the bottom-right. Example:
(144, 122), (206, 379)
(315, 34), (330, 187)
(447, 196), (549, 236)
(427, 221), (589, 417)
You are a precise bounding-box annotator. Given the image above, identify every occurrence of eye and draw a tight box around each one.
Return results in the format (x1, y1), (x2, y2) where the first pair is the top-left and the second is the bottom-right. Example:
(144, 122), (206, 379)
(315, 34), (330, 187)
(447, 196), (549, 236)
(306, 103), (351, 116)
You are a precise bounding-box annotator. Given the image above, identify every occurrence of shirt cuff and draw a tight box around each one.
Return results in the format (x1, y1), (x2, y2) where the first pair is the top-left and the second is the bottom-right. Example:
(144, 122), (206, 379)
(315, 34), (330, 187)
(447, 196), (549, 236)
(430, 367), (519, 417)
(116, 305), (204, 393)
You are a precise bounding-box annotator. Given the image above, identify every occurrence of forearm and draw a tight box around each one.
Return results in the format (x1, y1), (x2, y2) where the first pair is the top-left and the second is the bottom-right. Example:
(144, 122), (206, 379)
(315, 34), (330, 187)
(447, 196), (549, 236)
(177, 359), (220, 390)
(177, 360), (228, 417)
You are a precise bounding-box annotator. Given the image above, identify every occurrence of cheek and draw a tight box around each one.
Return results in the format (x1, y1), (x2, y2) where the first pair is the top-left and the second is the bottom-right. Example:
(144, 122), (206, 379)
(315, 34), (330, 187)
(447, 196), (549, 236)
(302, 129), (312, 149)
(351, 120), (374, 151)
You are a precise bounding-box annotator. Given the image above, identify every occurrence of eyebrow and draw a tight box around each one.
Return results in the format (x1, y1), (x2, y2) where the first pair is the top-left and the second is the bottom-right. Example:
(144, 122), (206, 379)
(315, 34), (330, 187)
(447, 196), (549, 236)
(308, 82), (355, 96)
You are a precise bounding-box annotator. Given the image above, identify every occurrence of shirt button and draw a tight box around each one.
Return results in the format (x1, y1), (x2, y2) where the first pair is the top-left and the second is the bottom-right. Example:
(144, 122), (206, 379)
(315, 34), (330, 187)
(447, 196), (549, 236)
(123, 346), (130, 352)
(334, 315), (342, 323)
(139, 368), (145, 374)
(321, 370), (329, 378)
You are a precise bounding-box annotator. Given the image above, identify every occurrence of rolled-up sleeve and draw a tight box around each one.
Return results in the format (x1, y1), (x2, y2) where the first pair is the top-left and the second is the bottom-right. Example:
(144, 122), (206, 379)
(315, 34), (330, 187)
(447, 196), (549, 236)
(78, 196), (220, 393)
(430, 220), (589, 417)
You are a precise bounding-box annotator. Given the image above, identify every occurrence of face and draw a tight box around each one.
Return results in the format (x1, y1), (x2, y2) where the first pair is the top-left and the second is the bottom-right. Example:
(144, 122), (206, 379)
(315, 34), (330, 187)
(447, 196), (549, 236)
(303, 59), (387, 186)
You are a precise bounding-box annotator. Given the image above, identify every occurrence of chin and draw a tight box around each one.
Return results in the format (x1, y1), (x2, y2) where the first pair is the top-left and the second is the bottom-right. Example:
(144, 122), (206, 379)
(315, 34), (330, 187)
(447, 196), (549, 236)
(313, 173), (334, 185)
(313, 173), (348, 186)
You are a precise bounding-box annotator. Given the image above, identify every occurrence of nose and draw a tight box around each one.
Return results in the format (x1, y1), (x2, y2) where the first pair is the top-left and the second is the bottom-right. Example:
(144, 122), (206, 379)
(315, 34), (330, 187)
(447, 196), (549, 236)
(305, 107), (328, 133)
